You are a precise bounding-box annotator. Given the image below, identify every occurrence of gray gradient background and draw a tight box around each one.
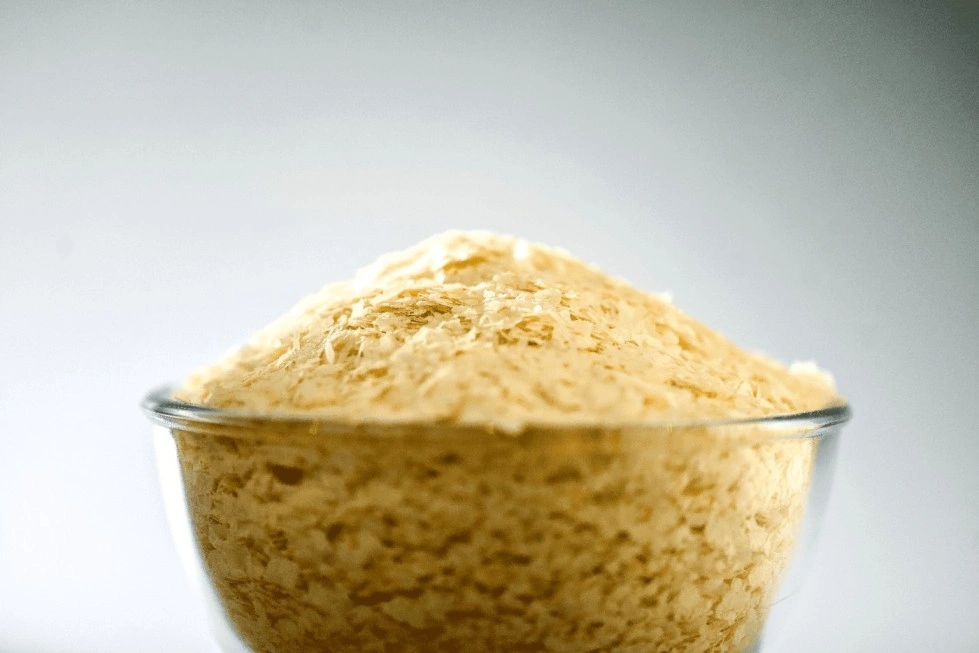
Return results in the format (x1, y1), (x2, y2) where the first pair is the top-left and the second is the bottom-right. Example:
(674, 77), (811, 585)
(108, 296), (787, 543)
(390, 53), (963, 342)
(1, 2), (977, 651)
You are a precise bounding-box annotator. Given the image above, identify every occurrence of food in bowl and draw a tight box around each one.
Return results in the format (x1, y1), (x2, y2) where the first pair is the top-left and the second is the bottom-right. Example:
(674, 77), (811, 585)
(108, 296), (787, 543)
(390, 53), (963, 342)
(152, 231), (846, 653)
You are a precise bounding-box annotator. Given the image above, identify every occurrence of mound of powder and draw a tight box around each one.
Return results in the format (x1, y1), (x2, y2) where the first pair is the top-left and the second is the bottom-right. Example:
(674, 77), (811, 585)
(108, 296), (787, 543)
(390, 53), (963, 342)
(172, 231), (841, 653)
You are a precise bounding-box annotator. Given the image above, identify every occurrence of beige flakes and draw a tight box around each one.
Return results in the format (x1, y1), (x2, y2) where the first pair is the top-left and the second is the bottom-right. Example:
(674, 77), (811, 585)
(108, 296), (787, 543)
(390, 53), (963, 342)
(174, 230), (840, 652)
(178, 231), (835, 425)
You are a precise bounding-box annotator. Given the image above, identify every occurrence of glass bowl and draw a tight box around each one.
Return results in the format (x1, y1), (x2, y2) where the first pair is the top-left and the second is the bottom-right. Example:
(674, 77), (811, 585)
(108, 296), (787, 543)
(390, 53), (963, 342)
(143, 386), (849, 653)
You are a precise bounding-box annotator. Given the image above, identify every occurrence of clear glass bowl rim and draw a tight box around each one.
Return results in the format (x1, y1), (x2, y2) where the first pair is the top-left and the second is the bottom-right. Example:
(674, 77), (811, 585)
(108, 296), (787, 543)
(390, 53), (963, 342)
(142, 385), (851, 441)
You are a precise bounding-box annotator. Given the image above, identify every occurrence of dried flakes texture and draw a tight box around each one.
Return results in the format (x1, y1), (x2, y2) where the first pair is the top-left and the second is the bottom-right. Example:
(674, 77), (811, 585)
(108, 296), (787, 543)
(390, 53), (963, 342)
(176, 429), (818, 653)
(174, 231), (841, 653)
(178, 231), (836, 424)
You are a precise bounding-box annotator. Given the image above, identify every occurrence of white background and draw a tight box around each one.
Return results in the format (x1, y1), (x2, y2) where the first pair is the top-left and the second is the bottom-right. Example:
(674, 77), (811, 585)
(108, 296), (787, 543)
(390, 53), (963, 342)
(1, 2), (977, 651)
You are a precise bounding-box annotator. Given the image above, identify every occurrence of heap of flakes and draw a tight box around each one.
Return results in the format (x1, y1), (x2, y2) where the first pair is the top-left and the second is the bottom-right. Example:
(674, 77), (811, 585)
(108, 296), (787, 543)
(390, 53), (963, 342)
(175, 231), (839, 653)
